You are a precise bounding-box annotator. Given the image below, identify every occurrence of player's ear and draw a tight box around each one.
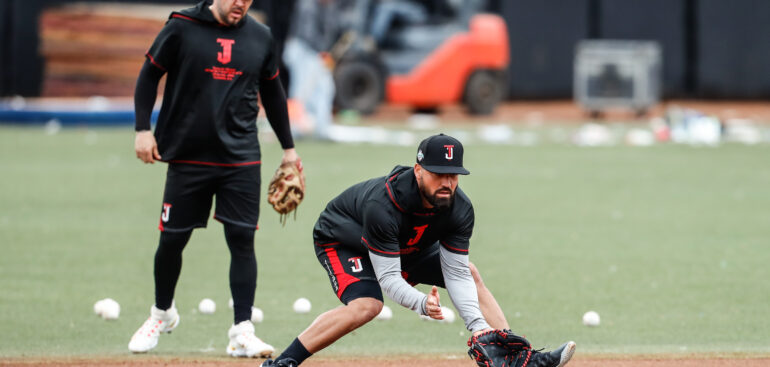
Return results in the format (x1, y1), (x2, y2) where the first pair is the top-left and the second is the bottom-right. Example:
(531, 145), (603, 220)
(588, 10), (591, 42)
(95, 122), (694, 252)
(414, 164), (422, 179)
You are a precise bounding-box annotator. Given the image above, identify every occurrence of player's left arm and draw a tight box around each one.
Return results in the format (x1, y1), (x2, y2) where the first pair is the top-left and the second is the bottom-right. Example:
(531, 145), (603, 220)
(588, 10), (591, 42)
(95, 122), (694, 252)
(439, 201), (491, 333)
(258, 32), (303, 187)
(439, 247), (490, 333)
(257, 30), (299, 159)
(260, 77), (304, 189)
(259, 76), (294, 151)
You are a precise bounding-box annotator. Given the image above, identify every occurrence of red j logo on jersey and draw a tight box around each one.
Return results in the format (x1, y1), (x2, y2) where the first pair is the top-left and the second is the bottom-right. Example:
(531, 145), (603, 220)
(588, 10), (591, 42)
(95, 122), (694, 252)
(348, 257), (363, 273)
(444, 145), (455, 160)
(407, 224), (429, 246)
(216, 38), (235, 64)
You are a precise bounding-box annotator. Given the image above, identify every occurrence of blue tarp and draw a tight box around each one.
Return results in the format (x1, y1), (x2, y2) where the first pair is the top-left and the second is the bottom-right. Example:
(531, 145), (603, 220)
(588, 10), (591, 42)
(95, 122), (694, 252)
(0, 109), (158, 125)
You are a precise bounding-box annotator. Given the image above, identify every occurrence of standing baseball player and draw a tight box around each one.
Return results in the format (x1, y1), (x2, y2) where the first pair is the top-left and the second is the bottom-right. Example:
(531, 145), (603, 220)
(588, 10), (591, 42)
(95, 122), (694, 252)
(128, 0), (302, 357)
(261, 134), (575, 367)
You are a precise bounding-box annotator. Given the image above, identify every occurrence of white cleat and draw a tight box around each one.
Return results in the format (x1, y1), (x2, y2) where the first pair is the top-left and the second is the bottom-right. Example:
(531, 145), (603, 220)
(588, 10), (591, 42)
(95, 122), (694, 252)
(226, 320), (274, 358)
(128, 304), (180, 353)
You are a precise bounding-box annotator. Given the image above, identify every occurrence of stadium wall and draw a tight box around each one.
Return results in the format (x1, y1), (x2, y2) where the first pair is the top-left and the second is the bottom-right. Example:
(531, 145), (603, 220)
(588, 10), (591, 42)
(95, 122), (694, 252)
(0, 0), (45, 97)
(501, 0), (590, 99)
(1, 0), (770, 100)
(598, 0), (689, 98)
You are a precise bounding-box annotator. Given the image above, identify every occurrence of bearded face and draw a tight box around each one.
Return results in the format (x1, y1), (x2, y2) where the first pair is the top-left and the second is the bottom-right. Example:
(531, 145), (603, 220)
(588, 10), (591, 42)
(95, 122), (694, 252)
(211, 0), (251, 26)
(418, 172), (456, 211)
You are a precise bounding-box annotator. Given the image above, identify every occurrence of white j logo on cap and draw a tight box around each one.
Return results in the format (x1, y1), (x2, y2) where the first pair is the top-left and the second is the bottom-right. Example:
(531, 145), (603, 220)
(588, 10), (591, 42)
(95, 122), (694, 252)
(444, 145), (454, 160)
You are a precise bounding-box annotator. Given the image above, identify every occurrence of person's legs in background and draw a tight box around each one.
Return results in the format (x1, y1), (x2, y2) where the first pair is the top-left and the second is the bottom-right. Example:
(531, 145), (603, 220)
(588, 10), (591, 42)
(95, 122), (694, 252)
(283, 38), (334, 140)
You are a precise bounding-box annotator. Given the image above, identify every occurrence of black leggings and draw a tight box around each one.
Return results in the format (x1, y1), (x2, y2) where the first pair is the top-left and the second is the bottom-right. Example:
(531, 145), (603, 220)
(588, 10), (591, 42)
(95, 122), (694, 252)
(154, 225), (257, 324)
(224, 224), (257, 324)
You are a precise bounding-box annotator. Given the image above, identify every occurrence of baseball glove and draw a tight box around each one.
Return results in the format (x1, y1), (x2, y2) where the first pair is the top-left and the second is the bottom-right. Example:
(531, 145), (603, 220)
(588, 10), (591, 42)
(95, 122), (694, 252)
(468, 329), (531, 367)
(267, 161), (304, 224)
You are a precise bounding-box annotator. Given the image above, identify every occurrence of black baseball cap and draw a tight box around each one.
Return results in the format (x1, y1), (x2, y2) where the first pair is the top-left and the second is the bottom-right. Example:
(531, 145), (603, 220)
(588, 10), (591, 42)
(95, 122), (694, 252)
(415, 133), (470, 175)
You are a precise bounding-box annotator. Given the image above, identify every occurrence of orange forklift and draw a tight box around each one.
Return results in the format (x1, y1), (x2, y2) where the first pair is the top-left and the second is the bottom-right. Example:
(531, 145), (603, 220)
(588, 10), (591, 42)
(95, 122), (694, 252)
(331, 0), (509, 115)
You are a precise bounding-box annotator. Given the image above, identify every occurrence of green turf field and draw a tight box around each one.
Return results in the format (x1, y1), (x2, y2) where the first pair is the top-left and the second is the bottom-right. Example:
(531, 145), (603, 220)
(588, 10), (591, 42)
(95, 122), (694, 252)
(1, 126), (768, 357)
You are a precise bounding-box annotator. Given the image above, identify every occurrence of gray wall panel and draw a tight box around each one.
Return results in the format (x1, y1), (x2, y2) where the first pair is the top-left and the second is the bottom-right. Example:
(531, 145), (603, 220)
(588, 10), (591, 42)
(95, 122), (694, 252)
(599, 0), (687, 97)
(697, 0), (770, 98)
(502, 0), (590, 98)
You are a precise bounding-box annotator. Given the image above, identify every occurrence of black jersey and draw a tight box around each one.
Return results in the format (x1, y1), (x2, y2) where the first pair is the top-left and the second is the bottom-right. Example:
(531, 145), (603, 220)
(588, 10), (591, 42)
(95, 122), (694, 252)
(146, 1), (279, 165)
(313, 165), (474, 260)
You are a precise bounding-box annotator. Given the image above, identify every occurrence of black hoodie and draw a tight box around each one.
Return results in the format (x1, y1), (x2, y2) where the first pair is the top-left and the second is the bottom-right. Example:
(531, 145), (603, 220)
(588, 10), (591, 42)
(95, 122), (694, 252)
(146, 0), (280, 165)
(313, 165), (475, 260)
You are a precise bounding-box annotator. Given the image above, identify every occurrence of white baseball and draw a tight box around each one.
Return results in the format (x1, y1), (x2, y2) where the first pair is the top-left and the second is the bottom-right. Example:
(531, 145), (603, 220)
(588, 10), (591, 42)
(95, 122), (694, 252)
(93, 299), (106, 316)
(251, 306), (264, 323)
(293, 297), (311, 313)
(228, 298), (234, 309)
(376, 305), (393, 320)
(582, 310), (600, 326)
(100, 298), (120, 320)
(440, 306), (456, 323)
(198, 298), (216, 314)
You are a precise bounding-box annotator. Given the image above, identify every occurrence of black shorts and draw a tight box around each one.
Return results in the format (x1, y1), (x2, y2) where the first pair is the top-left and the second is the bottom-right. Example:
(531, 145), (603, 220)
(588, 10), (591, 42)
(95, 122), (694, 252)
(158, 163), (261, 232)
(314, 240), (445, 305)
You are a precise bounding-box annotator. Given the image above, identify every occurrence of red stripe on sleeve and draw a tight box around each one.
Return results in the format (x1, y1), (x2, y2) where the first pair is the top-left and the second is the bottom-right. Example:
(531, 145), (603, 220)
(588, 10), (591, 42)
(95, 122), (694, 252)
(440, 241), (469, 253)
(363, 237), (401, 255)
(264, 69), (280, 80)
(146, 53), (166, 72)
(171, 14), (199, 23)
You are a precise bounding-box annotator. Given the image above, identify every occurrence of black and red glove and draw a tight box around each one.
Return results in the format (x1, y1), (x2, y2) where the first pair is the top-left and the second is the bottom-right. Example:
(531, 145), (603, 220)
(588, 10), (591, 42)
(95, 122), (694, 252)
(467, 329), (531, 367)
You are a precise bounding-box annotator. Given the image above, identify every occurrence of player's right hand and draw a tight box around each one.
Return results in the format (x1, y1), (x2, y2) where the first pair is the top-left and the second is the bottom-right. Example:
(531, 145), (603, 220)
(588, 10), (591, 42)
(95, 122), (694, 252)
(135, 130), (161, 164)
(425, 286), (444, 320)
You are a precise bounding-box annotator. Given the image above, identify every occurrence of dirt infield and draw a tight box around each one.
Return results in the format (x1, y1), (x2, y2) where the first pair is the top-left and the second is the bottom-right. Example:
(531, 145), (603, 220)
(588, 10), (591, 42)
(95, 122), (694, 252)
(3, 356), (770, 367)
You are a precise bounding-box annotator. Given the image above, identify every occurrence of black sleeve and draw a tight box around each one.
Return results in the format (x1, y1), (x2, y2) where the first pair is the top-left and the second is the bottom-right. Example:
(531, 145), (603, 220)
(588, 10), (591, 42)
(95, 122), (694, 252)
(258, 75), (295, 149)
(440, 197), (474, 254)
(134, 59), (165, 131)
(146, 19), (179, 73)
(361, 201), (401, 257)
